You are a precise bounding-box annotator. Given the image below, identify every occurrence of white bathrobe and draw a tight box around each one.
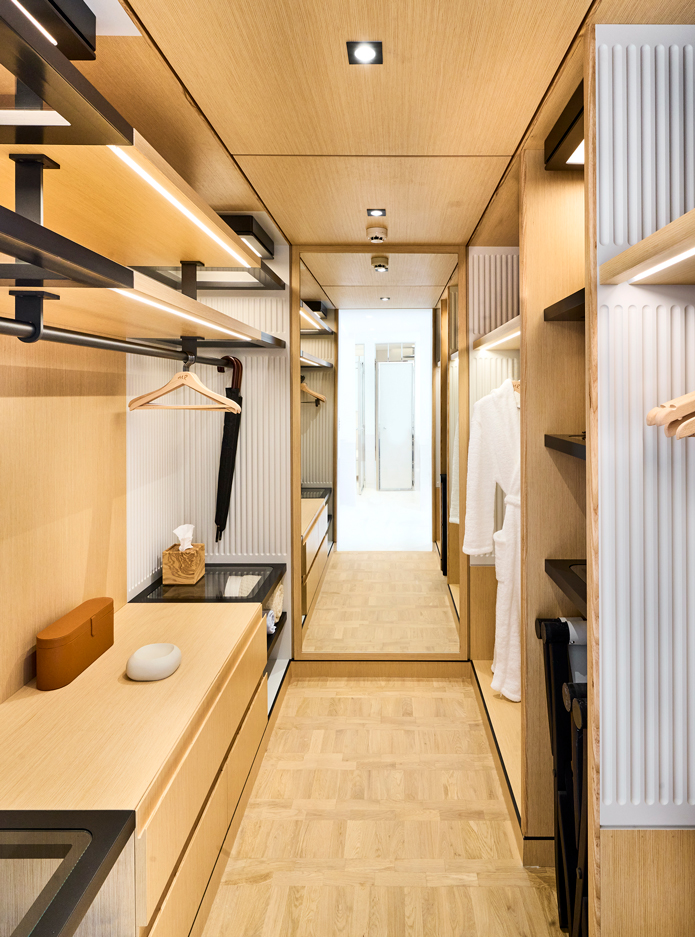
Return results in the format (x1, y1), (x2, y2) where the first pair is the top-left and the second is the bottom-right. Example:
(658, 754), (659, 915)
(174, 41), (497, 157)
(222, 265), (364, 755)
(462, 379), (521, 702)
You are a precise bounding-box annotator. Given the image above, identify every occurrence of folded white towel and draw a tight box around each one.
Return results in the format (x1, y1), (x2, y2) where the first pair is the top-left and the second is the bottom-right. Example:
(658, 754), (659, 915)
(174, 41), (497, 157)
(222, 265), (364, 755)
(224, 574), (261, 598)
(265, 609), (276, 635)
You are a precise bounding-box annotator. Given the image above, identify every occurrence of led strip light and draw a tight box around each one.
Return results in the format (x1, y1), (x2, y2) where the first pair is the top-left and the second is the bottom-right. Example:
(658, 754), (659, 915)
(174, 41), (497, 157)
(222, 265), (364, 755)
(111, 289), (251, 341)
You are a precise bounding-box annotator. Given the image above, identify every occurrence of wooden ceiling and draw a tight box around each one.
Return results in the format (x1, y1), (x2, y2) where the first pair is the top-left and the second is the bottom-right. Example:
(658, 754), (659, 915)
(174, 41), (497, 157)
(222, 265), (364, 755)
(301, 252), (457, 308)
(115, 0), (595, 247)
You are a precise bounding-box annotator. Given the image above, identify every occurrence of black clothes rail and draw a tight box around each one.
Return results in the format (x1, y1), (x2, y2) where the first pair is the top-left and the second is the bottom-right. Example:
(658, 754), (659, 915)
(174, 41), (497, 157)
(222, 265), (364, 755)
(0, 314), (230, 368)
(536, 618), (588, 937)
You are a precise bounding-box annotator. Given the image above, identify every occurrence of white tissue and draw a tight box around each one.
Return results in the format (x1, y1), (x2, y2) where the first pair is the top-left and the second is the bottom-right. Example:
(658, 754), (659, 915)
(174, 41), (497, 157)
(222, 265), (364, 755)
(174, 524), (195, 552)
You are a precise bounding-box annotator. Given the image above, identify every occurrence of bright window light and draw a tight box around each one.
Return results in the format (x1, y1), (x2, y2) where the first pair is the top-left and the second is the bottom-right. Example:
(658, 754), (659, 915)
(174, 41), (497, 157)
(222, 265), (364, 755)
(481, 330), (521, 350)
(108, 146), (251, 268)
(111, 289), (251, 340)
(567, 140), (585, 165)
(629, 246), (695, 283)
(9, 0), (57, 44)
(0, 109), (69, 126)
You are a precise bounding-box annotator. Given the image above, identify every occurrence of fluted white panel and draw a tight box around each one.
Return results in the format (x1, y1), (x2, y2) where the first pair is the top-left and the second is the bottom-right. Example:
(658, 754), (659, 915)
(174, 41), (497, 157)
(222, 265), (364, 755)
(301, 336), (335, 485)
(596, 25), (695, 826)
(126, 355), (183, 598)
(126, 294), (290, 597)
(470, 349), (520, 412)
(468, 247), (519, 339)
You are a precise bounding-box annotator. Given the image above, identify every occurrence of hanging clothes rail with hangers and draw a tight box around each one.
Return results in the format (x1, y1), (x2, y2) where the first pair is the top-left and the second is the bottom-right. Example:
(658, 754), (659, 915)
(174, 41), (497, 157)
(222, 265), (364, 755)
(300, 380), (326, 405)
(128, 363), (241, 412)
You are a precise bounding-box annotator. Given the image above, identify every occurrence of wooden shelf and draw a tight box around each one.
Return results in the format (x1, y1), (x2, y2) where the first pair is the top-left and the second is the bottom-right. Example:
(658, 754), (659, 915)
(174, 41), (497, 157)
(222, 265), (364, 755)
(543, 288), (585, 321)
(300, 328), (334, 335)
(267, 612), (287, 658)
(299, 350), (333, 368)
(545, 433), (586, 460)
(600, 206), (695, 285)
(472, 314), (521, 350)
(545, 559), (587, 616)
(0, 271), (285, 345)
(0, 132), (261, 272)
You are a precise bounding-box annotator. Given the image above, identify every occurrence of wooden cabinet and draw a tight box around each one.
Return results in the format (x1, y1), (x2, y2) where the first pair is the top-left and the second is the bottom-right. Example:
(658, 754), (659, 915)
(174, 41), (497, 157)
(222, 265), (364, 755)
(301, 502), (328, 578)
(302, 531), (330, 615)
(0, 603), (269, 937)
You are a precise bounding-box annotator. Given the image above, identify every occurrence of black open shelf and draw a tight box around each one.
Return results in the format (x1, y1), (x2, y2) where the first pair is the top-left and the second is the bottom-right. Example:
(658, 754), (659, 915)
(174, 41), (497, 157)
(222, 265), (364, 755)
(545, 560), (587, 616)
(545, 433), (586, 460)
(267, 611), (287, 658)
(544, 288), (585, 321)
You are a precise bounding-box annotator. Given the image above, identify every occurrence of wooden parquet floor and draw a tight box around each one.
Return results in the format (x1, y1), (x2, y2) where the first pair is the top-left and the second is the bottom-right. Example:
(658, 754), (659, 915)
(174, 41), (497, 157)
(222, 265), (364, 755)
(302, 551), (460, 654)
(202, 678), (562, 937)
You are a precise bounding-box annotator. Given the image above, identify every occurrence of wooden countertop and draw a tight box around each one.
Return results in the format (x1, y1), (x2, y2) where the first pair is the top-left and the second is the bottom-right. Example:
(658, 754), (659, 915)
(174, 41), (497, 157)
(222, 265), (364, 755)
(301, 498), (326, 541)
(0, 602), (261, 811)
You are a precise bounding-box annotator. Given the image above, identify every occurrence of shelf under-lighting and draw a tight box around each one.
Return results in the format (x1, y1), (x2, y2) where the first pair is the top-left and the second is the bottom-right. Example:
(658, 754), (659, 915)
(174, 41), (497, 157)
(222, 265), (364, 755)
(300, 350), (333, 369)
(600, 206), (695, 285)
(473, 315), (521, 351)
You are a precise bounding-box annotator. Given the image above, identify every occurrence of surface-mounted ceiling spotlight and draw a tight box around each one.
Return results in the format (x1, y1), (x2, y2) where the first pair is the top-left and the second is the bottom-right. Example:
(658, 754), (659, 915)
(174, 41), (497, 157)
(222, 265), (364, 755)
(380, 296), (390, 302)
(346, 41), (383, 65)
(371, 255), (389, 273)
(367, 226), (387, 243)
(367, 208), (386, 216)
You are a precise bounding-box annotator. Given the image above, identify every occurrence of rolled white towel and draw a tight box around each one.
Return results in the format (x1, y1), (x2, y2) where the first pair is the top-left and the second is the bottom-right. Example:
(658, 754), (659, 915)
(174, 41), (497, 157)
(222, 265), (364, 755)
(264, 581), (284, 620)
(265, 609), (276, 635)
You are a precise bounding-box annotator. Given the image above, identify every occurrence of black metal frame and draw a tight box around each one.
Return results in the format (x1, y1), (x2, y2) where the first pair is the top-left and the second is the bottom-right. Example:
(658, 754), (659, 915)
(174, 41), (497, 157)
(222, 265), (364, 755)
(299, 349), (333, 369)
(0, 0), (132, 144)
(133, 260), (285, 294)
(15, 0), (96, 60)
(305, 300), (330, 318)
(0, 810), (134, 937)
(544, 82), (584, 171)
(130, 562), (287, 607)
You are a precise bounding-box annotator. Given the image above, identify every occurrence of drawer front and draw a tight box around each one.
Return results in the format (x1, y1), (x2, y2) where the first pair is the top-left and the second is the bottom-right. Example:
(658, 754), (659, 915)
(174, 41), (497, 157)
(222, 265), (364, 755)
(228, 675), (268, 819)
(147, 756), (228, 937)
(302, 531), (329, 615)
(141, 615), (266, 922)
(303, 504), (328, 578)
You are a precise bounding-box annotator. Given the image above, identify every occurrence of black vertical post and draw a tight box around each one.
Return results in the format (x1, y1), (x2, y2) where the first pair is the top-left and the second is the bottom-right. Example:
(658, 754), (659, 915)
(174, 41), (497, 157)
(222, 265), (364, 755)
(9, 154), (60, 225)
(440, 473), (447, 575)
(181, 261), (204, 300)
(10, 290), (59, 343)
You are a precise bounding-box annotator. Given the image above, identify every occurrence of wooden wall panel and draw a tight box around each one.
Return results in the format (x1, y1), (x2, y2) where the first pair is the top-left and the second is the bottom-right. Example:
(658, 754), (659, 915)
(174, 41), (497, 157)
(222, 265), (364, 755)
(519, 150), (585, 838)
(601, 830), (695, 936)
(0, 338), (126, 702)
(469, 567), (497, 660)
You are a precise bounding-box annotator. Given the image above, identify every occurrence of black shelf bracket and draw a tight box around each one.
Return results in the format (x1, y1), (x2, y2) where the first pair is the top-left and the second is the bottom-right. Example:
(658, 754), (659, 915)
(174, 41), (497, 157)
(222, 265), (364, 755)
(545, 560), (587, 617)
(11, 288), (58, 342)
(545, 434), (586, 460)
(544, 289), (585, 322)
(10, 153), (60, 226)
(180, 260), (204, 301)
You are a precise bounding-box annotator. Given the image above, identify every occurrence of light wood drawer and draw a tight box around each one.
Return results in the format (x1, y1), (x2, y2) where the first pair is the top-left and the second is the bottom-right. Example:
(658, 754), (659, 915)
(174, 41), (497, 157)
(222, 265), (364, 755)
(301, 503), (328, 578)
(140, 614), (266, 922)
(302, 531), (329, 615)
(228, 675), (267, 818)
(147, 755), (228, 937)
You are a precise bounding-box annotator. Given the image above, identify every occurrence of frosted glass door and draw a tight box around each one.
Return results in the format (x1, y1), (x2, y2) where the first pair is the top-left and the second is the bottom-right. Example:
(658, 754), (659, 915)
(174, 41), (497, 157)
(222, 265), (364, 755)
(377, 361), (414, 490)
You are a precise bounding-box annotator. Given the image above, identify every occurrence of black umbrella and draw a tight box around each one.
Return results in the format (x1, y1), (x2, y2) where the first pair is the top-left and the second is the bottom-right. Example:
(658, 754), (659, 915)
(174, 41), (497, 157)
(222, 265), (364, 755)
(214, 357), (243, 542)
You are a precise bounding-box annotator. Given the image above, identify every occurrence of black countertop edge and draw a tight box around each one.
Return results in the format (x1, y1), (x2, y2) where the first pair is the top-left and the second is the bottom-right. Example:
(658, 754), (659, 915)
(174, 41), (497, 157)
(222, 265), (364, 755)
(0, 810), (134, 937)
(544, 434), (587, 460)
(129, 562), (286, 605)
(267, 612), (287, 658)
(545, 559), (587, 617)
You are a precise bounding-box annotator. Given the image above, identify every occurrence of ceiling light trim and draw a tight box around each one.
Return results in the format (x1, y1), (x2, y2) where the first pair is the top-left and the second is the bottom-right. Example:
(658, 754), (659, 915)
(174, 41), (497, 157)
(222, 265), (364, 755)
(346, 41), (383, 65)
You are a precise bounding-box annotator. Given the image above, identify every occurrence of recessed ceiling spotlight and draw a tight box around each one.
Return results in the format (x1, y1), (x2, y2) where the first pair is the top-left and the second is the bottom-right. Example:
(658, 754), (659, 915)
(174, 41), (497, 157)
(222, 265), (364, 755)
(346, 41), (383, 65)
(380, 296), (390, 302)
(367, 208), (386, 217)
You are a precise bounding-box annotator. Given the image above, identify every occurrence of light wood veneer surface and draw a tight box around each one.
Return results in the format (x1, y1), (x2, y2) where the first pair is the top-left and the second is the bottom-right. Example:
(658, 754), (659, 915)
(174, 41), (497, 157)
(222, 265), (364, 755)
(201, 676), (562, 937)
(302, 551), (460, 655)
(0, 603), (261, 812)
(473, 661), (522, 810)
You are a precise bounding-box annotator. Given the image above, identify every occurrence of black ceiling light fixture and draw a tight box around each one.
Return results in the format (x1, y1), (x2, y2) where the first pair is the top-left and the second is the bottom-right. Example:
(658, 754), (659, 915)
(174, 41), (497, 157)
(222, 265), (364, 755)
(12, 0), (96, 59)
(219, 214), (274, 260)
(545, 82), (584, 171)
(346, 41), (383, 65)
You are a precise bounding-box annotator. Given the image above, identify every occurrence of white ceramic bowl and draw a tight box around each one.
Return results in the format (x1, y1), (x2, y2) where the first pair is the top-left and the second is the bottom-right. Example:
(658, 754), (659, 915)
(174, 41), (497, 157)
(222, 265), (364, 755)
(126, 643), (181, 682)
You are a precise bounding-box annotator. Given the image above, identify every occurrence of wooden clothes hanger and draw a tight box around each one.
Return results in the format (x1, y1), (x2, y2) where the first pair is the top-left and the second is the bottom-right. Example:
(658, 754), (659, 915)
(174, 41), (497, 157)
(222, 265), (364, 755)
(647, 389), (695, 439)
(129, 368), (241, 412)
(300, 379), (326, 404)
(512, 380), (521, 393)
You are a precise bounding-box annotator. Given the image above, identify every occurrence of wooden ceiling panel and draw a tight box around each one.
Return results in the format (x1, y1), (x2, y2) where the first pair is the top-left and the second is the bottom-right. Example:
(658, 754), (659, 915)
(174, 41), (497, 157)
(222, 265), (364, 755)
(322, 286), (443, 309)
(77, 37), (262, 212)
(236, 156), (508, 245)
(301, 252), (457, 286)
(469, 160), (520, 247)
(126, 0), (593, 157)
(300, 262), (335, 306)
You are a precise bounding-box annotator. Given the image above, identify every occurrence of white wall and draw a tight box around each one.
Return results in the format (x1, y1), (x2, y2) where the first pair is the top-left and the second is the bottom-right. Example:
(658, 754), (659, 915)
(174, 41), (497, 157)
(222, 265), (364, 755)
(596, 25), (695, 827)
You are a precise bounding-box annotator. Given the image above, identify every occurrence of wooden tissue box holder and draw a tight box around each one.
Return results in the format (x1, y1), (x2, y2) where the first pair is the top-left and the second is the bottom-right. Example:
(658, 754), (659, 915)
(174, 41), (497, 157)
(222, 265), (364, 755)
(162, 542), (205, 585)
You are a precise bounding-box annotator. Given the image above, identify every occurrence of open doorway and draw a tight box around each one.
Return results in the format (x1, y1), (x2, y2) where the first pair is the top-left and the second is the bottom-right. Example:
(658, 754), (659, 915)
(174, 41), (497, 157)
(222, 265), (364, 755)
(337, 309), (432, 551)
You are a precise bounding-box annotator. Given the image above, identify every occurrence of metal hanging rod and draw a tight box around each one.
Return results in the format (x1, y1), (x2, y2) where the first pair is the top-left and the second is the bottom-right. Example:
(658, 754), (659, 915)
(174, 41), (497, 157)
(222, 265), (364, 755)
(0, 314), (230, 368)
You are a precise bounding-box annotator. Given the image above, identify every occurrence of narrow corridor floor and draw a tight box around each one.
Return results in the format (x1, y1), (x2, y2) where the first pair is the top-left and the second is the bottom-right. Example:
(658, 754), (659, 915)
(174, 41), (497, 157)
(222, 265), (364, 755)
(202, 677), (562, 936)
(302, 551), (460, 654)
